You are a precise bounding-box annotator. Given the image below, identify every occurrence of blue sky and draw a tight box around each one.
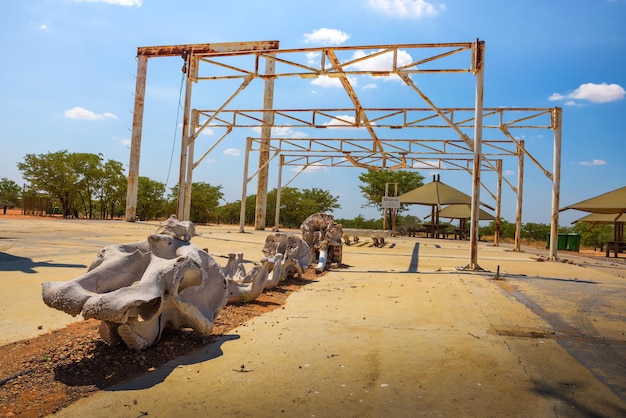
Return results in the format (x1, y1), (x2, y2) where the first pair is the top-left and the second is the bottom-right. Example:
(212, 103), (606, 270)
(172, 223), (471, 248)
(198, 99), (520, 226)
(1, 0), (625, 225)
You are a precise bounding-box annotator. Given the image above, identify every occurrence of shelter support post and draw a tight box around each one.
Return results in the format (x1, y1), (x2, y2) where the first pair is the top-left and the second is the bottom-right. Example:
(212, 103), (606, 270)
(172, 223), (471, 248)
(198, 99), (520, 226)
(254, 55), (276, 230)
(549, 108), (562, 261)
(494, 159), (502, 246)
(125, 54), (148, 222)
(239, 137), (252, 233)
(514, 140), (525, 251)
(467, 40), (485, 270)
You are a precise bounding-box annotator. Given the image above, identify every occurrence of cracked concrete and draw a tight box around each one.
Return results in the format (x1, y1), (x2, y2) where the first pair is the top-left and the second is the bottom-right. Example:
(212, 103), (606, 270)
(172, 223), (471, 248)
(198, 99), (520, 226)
(0, 217), (625, 417)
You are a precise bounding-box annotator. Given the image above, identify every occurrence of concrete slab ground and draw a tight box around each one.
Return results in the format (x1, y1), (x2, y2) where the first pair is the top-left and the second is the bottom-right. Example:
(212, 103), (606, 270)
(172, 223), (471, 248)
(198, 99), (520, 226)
(1, 217), (625, 417)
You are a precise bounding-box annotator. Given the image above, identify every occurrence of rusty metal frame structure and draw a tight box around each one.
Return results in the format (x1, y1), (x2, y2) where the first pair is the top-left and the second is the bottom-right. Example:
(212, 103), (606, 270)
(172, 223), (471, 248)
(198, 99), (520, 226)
(124, 40), (563, 269)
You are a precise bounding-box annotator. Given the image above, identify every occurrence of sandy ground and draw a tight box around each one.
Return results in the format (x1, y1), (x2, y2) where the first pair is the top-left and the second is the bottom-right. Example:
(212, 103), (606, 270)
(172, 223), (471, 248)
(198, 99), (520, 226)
(1, 214), (625, 417)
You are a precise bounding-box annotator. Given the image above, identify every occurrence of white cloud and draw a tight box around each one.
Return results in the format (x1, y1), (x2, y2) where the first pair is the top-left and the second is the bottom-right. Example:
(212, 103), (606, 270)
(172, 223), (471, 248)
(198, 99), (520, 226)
(323, 115), (356, 128)
(578, 159), (607, 166)
(73, 0), (142, 6)
(64, 107), (117, 120)
(413, 160), (443, 170)
(503, 170), (515, 176)
(348, 49), (414, 72)
(292, 163), (328, 173)
(117, 137), (131, 147)
(38, 24), (48, 30)
(223, 148), (241, 157)
(311, 75), (358, 88)
(180, 123), (214, 136)
(250, 126), (308, 138)
(368, 0), (445, 18)
(304, 28), (349, 45)
(363, 83), (378, 90)
(305, 52), (320, 65)
(549, 82), (625, 104)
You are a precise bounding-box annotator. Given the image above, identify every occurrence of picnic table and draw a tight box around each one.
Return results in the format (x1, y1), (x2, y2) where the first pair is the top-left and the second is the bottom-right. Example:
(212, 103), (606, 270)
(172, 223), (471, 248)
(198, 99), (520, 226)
(606, 241), (626, 258)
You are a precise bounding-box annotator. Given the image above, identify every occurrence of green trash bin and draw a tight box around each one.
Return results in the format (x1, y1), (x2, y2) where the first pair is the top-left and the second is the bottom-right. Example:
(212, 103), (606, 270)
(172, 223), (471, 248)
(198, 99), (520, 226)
(546, 233), (569, 250)
(567, 233), (581, 252)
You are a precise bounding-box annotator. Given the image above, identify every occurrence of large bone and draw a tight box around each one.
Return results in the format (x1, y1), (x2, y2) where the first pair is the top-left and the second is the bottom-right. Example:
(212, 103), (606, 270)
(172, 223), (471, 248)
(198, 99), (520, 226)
(42, 217), (228, 350)
(300, 213), (343, 272)
(262, 232), (311, 281)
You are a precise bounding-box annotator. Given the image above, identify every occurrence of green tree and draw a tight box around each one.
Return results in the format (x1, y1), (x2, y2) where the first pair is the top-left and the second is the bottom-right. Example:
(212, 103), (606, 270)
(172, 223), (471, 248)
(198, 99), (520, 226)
(17, 150), (78, 217)
(137, 176), (166, 221)
(70, 153), (104, 219)
(98, 160), (127, 219)
(0, 178), (21, 207)
(302, 187), (340, 212)
(189, 182), (223, 224)
(167, 182), (224, 224)
(480, 219), (516, 239)
(358, 170), (424, 214)
(521, 222), (551, 241)
(217, 201), (242, 225)
(336, 214), (383, 229)
(572, 222), (613, 248)
(271, 187), (341, 228)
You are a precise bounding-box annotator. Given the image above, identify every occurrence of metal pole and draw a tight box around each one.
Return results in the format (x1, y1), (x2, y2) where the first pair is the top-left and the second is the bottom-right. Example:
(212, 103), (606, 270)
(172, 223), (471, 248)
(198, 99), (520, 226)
(549, 107), (562, 261)
(239, 137), (252, 233)
(274, 155), (284, 231)
(183, 108), (199, 221)
(125, 53), (148, 222)
(494, 159), (502, 246)
(254, 55), (276, 230)
(468, 40), (485, 270)
(177, 53), (195, 219)
(514, 140), (525, 251)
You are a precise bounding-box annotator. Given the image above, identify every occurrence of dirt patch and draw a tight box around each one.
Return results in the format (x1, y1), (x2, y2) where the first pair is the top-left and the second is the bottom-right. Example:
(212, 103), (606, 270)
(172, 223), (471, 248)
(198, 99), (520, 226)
(0, 273), (319, 417)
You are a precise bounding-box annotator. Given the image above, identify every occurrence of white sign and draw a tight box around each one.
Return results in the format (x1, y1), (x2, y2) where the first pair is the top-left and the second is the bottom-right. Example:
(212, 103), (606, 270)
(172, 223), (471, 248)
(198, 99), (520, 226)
(381, 196), (401, 209)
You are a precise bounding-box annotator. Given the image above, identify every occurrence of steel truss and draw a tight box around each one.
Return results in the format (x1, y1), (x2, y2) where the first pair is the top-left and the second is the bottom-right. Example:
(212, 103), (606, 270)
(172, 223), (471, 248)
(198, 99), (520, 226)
(125, 40), (563, 269)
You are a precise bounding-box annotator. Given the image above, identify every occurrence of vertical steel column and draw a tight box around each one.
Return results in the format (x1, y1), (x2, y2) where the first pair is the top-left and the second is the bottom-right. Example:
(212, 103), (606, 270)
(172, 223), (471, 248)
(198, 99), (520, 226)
(273, 154), (284, 231)
(177, 53), (195, 220)
(514, 140), (525, 251)
(125, 53), (148, 222)
(494, 159), (502, 246)
(549, 107), (562, 260)
(182, 107), (199, 221)
(468, 40), (485, 270)
(239, 137), (252, 233)
(254, 56), (276, 230)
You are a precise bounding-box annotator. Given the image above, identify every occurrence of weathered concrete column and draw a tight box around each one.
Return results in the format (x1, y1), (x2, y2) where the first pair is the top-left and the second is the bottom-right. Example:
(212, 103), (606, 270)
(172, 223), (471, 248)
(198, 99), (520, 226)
(254, 56), (276, 230)
(125, 54), (148, 222)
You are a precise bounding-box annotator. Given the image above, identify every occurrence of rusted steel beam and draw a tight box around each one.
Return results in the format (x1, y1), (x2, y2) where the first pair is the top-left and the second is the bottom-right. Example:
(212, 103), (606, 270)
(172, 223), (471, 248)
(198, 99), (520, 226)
(137, 41), (280, 57)
(196, 108), (555, 129)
